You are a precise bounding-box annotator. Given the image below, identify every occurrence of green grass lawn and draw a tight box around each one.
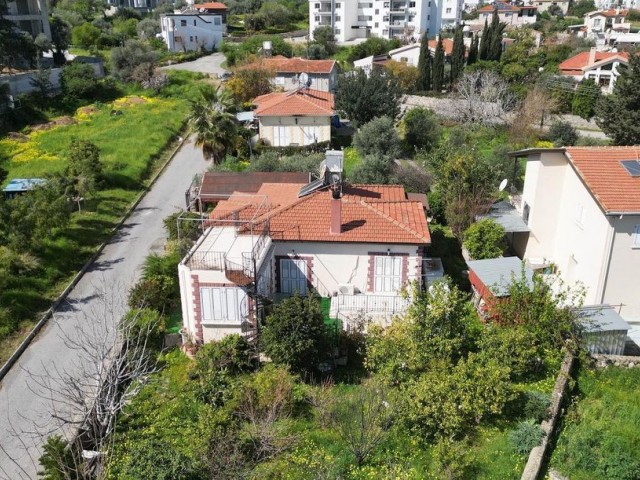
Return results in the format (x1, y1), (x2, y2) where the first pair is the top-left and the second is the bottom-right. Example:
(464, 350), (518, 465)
(550, 366), (640, 480)
(0, 73), (204, 364)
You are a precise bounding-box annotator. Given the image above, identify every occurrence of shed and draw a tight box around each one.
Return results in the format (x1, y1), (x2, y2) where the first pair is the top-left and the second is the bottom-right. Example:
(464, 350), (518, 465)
(3, 178), (47, 199)
(579, 305), (630, 356)
(467, 257), (533, 314)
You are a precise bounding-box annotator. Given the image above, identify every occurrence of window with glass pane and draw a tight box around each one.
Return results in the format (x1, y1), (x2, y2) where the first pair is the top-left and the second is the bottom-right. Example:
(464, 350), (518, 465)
(374, 256), (402, 293)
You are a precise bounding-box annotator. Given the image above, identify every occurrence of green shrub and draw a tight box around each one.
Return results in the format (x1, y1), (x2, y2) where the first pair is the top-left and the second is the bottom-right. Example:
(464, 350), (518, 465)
(401, 107), (441, 154)
(128, 275), (177, 313)
(523, 391), (551, 422)
(463, 219), (506, 260)
(431, 437), (475, 480)
(261, 293), (331, 375)
(353, 116), (402, 159)
(509, 419), (544, 455)
(548, 120), (578, 147)
(124, 308), (166, 350)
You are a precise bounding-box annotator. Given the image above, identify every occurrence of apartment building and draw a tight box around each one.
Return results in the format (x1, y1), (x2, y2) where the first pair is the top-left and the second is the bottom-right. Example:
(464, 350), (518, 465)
(5, 0), (51, 40)
(309, 0), (462, 43)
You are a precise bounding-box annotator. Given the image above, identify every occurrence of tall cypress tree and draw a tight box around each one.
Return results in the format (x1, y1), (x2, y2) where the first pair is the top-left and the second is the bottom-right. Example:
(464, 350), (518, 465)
(479, 19), (490, 61)
(467, 35), (479, 65)
(432, 35), (445, 93)
(417, 31), (432, 91)
(450, 26), (465, 85)
(489, 9), (504, 61)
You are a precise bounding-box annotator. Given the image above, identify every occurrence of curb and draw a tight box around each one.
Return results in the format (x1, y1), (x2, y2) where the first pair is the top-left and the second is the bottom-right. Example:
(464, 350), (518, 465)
(0, 133), (189, 383)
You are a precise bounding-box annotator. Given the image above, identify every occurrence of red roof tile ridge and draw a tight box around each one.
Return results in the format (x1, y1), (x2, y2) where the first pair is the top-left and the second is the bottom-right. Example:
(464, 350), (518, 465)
(360, 200), (429, 242)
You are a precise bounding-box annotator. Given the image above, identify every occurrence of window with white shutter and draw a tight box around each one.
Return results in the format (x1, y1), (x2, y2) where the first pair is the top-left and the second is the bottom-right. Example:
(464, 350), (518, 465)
(273, 126), (290, 146)
(200, 287), (247, 323)
(374, 256), (403, 293)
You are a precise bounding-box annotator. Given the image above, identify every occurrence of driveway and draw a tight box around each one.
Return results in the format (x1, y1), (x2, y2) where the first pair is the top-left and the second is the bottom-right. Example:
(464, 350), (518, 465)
(161, 52), (228, 76)
(0, 139), (208, 479)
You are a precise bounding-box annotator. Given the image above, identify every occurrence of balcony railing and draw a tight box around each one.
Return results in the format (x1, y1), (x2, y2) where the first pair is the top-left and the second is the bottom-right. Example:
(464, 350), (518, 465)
(330, 293), (410, 320)
(188, 251), (225, 270)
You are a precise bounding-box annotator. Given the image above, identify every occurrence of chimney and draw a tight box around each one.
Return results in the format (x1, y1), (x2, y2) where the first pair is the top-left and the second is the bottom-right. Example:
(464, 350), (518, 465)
(330, 189), (342, 235)
(588, 47), (597, 66)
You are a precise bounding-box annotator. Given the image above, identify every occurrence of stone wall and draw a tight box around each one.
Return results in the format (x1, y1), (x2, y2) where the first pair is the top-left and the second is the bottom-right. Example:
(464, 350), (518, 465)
(521, 352), (575, 480)
(591, 354), (640, 368)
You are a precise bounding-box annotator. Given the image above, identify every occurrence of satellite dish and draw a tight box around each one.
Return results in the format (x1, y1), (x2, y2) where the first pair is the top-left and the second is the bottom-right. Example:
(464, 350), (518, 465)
(299, 72), (309, 88)
(499, 178), (508, 192)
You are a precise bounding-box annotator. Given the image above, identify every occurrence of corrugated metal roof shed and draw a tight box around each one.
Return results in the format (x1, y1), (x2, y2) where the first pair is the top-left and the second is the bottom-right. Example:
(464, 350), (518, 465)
(3, 178), (46, 193)
(467, 256), (533, 297)
(477, 200), (530, 233)
(579, 305), (630, 333)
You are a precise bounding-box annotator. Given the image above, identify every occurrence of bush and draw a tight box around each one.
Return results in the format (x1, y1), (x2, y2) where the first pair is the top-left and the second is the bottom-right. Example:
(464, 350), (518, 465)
(124, 308), (166, 350)
(60, 61), (99, 100)
(431, 437), (475, 480)
(401, 107), (440, 154)
(261, 293), (331, 375)
(194, 335), (256, 405)
(572, 78), (600, 120)
(353, 116), (402, 159)
(523, 391), (551, 422)
(111, 39), (158, 83)
(509, 419), (544, 455)
(349, 154), (393, 184)
(71, 22), (101, 48)
(392, 162), (432, 193)
(463, 219), (506, 260)
(128, 275), (178, 313)
(548, 120), (578, 147)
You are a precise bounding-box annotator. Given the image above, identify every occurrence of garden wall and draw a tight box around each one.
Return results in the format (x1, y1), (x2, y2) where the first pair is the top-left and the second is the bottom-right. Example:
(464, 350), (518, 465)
(591, 353), (640, 368)
(0, 59), (104, 97)
(521, 352), (575, 480)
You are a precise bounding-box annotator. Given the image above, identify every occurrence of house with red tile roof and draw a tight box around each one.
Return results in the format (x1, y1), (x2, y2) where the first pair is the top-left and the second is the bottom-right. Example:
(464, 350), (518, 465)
(558, 47), (629, 93)
(474, 2), (537, 28)
(178, 152), (441, 344)
(510, 146), (640, 329)
(252, 89), (334, 147)
(584, 8), (630, 38)
(159, 2), (226, 52)
(237, 56), (338, 92)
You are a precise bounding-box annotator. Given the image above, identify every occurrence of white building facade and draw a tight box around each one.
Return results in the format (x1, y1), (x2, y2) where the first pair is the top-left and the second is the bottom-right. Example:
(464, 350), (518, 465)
(309, 0), (463, 43)
(6, 0), (51, 39)
(160, 13), (224, 52)
(512, 147), (640, 327)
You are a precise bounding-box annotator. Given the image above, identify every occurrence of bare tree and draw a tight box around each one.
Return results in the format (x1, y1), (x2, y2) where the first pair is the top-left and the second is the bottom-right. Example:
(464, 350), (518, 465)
(330, 379), (393, 466)
(510, 86), (559, 144)
(452, 70), (516, 125)
(1, 283), (159, 479)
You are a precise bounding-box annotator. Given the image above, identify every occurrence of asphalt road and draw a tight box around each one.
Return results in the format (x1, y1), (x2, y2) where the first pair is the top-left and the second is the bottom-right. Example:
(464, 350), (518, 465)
(161, 51), (228, 76)
(0, 138), (208, 479)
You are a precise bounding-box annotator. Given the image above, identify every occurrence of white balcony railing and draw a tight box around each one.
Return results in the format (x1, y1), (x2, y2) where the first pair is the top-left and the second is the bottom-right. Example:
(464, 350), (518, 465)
(330, 293), (410, 322)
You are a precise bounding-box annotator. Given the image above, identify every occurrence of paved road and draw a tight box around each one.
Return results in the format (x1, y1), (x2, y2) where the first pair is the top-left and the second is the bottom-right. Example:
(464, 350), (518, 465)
(0, 138), (207, 479)
(161, 52), (227, 76)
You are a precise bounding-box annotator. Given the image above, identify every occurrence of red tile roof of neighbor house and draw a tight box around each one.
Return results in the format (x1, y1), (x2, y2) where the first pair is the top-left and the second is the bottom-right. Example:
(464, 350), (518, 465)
(587, 8), (628, 17)
(428, 38), (455, 56)
(558, 51), (629, 74)
(239, 55), (336, 74)
(477, 2), (536, 12)
(253, 89), (334, 116)
(210, 184), (431, 244)
(195, 2), (228, 10)
(564, 147), (640, 214)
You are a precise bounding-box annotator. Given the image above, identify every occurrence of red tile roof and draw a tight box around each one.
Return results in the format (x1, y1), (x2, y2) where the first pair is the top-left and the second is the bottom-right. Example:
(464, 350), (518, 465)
(253, 89), (334, 116)
(587, 8), (628, 17)
(210, 184), (431, 244)
(239, 55), (336, 74)
(428, 38), (455, 56)
(558, 51), (629, 74)
(195, 2), (227, 10)
(478, 2), (535, 12)
(564, 147), (640, 214)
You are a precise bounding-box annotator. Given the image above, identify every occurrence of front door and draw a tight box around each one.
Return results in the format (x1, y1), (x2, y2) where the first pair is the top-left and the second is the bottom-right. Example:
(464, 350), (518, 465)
(280, 258), (308, 295)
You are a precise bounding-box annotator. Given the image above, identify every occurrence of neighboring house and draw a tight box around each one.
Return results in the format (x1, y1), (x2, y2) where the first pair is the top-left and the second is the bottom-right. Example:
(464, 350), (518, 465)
(2, 178), (46, 199)
(525, 0), (569, 14)
(238, 56), (338, 92)
(194, 1), (229, 23)
(308, 0), (463, 43)
(510, 146), (640, 328)
(252, 89), (334, 147)
(558, 48), (629, 93)
(106, 0), (157, 10)
(353, 54), (389, 75)
(160, 11), (225, 52)
(596, 0), (638, 9)
(583, 8), (631, 43)
(474, 3), (537, 28)
(389, 43), (422, 66)
(5, 0), (51, 40)
(178, 155), (441, 343)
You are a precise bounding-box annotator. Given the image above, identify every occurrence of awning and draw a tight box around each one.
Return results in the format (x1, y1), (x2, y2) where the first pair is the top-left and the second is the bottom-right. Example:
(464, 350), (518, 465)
(477, 200), (530, 233)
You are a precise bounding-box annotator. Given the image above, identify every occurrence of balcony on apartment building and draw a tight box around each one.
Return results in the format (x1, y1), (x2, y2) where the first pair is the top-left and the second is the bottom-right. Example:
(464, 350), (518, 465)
(389, 2), (408, 13)
(313, 2), (334, 12)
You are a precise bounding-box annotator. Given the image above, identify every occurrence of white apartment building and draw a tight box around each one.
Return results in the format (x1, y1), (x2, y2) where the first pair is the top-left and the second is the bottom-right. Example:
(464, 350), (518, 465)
(309, 0), (462, 43)
(160, 13), (225, 52)
(6, 0), (51, 40)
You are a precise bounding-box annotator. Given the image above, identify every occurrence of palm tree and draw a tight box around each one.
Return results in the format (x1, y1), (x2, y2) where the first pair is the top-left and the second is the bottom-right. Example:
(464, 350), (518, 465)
(188, 85), (240, 163)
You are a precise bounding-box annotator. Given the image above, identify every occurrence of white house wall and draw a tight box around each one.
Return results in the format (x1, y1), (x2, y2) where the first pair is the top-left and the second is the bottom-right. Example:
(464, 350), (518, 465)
(160, 14), (224, 52)
(258, 116), (332, 146)
(272, 241), (423, 296)
(603, 214), (640, 323)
